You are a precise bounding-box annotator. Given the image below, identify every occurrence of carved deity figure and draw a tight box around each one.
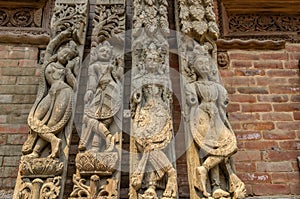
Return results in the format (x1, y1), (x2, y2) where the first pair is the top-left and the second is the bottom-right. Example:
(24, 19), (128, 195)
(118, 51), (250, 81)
(185, 45), (246, 199)
(130, 83), (177, 199)
(78, 41), (122, 152)
(22, 40), (79, 159)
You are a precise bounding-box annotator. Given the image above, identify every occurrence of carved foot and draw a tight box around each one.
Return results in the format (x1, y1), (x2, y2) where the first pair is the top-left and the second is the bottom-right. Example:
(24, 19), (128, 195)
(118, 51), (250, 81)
(48, 138), (62, 158)
(162, 171), (177, 198)
(105, 134), (115, 152)
(25, 151), (39, 158)
(131, 174), (143, 191)
(196, 166), (210, 197)
(142, 187), (158, 199)
(78, 140), (86, 151)
(212, 188), (230, 198)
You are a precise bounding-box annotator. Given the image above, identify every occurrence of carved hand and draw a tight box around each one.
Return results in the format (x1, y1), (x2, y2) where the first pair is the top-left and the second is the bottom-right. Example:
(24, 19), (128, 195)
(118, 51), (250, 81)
(84, 90), (93, 103)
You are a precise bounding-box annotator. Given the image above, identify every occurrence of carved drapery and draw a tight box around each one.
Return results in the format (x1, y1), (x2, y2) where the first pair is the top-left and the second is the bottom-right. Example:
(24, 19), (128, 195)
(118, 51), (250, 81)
(69, 0), (125, 198)
(128, 0), (178, 199)
(176, 0), (246, 198)
(13, 0), (89, 198)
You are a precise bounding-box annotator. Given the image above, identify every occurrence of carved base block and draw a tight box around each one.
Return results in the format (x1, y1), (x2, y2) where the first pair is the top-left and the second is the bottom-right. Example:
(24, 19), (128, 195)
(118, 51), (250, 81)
(19, 157), (63, 178)
(76, 151), (119, 176)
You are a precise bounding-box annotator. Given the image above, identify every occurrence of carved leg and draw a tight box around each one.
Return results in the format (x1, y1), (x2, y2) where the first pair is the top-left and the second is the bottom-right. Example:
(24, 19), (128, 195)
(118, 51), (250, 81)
(211, 166), (229, 198)
(39, 133), (61, 158)
(162, 167), (177, 199)
(26, 138), (48, 158)
(198, 156), (224, 197)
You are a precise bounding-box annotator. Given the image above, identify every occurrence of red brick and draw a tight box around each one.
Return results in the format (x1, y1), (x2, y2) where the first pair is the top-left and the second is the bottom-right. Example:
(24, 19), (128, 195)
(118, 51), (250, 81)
(224, 86), (236, 94)
(262, 150), (300, 161)
(0, 124), (28, 134)
(289, 52), (300, 60)
(279, 141), (300, 150)
(288, 77), (300, 84)
(277, 122), (300, 130)
(3, 156), (21, 166)
(242, 104), (272, 112)
(267, 69), (298, 77)
(235, 69), (265, 76)
(263, 130), (296, 140)
(256, 77), (287, 86)
(235, 131), (261, 141)
(227, 103), (240, 112)
(245, 184), (253, 196)
(256, 161), (293, 172)
(252, 184), (290, 196)
(237, 87), (268, 94)
(0, 76), (17, 85)
(286, 44), (300, 52)
(284, 60), (299, 69)
(229, 52), (259, 60)
(0, 134), (7, 144)
(219, 70), (234, 77)
(261, 112), (293, 121)
(259, 52), (288, 60)
(294, 112), (300, 120)
(237, 172), (271, 184)
(18, 60), (38, 67)
(235, 162), (256, 172)
(290, 183), (300, 194)
(270, 85), (300, 94)
(273, 103), (300, 112)
(0, 59), (18, 67)
(244, 140), (278, 150)
(7, 134), (27, 145)
(229, 94), (256, 103)
(228, 112), (260, 121)
(223, 77), (255, 86)
(291, 95), (300, 102)
(233, 150), (261, 162)
(230, 122), (241, 130)
(257, 94), (289, 102)
(231, 60), (253, 68)
(254, 61), (283, 69)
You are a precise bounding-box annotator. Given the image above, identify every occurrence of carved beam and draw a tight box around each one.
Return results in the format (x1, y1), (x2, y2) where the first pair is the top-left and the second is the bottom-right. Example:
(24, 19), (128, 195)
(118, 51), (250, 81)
(175, 0), (246, 198)
(0, 0), (53, 46)
(69, 0), (125, 198)
(13, 0), (89, 198)
(129, 0), (178, 198)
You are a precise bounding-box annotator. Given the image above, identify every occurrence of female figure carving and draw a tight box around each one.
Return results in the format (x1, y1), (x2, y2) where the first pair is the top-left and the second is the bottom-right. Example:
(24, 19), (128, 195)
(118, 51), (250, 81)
(23, 41), (79, 158)
(186, 45), (245, 198)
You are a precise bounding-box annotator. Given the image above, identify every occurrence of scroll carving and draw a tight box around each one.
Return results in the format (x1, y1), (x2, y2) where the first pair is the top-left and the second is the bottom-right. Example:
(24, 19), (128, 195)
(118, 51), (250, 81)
(129, 0), (178, 198)
(69, 1), (125, 198)
(176, 0), (246, 198)
(13, 0), (88, 199)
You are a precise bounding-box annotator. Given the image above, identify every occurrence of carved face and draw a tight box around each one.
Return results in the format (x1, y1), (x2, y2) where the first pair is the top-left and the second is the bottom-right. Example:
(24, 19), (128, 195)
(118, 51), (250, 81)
(145, 52), (160, 72)
(98, 45), (112, 61)
(143, 84), (161, 99)
(45, 63), (65, 85)
(194, 57), (210, 78)
(58, 48), (75, 65)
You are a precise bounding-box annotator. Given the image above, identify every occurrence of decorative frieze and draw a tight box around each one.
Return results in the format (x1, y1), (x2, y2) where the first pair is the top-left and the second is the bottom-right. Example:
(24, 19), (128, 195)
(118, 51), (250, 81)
(13, 0), (89, 199)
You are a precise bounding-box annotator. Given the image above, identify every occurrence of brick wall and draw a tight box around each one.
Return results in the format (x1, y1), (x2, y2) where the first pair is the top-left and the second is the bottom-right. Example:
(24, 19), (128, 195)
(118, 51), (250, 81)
(0, 45), (39, 192)
(219, 44), (300, 196)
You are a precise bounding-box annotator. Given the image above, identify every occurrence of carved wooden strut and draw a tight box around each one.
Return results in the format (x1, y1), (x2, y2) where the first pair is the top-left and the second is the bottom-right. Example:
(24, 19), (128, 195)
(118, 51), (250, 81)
(69, 0), (125, 198)
(13, 0), (89, 199)
(176, 0), (246, 198)
(129, 0), (178, 199)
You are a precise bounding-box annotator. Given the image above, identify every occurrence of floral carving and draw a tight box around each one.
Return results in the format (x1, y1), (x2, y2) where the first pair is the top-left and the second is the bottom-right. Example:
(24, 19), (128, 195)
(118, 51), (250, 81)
(11, 9), (33, 27)
(0, 9), (9, 26)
